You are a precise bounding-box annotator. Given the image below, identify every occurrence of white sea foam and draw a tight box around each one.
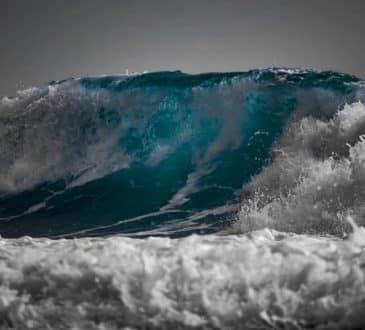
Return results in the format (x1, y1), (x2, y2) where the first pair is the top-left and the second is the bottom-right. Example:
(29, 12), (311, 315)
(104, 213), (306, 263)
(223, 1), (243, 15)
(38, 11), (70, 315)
(237, 102), (365, 235)
(0, 227), (363, 329)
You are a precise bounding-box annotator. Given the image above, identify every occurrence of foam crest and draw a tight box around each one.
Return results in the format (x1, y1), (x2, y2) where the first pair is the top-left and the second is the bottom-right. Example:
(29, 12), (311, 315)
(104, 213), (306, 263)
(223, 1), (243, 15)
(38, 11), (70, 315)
(237, 102), (365, 235)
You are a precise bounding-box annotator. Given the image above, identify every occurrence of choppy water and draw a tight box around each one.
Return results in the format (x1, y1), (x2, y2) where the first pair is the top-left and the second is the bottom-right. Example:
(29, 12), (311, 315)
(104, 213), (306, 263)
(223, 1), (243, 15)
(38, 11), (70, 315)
(1, 68), (365, 329)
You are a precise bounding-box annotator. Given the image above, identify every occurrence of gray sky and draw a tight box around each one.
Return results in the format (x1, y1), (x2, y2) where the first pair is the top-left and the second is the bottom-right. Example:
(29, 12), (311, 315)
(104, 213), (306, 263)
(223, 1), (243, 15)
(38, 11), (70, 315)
(1, 0), (364, 96)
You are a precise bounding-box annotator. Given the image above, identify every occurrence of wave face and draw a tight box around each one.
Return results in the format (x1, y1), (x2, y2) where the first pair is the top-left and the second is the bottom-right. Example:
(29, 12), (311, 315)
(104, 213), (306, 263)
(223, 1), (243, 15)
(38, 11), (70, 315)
(2, 68), (365, 329)
(0, 69), (363, 238)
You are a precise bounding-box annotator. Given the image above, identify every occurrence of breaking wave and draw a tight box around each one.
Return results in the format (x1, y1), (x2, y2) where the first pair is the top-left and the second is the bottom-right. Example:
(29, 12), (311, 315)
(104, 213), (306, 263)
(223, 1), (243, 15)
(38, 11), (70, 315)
(0, 68), (363, 238)
(237, 101), (365, 236)
(1, 68), (365, 328)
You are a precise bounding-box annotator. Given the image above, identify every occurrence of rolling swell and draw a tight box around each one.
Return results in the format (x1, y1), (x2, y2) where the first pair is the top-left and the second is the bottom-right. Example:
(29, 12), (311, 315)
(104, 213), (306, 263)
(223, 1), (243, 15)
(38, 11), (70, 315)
(0, 69), (362, 238)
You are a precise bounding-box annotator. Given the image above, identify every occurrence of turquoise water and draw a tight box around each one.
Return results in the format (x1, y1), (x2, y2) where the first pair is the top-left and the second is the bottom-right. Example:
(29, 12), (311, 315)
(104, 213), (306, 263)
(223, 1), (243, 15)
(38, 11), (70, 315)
(0, 69), (362, 238)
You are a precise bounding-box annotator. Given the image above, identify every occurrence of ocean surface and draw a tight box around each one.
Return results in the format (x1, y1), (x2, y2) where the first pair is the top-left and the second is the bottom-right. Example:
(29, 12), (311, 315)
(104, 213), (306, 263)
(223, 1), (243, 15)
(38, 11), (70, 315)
(1, 68), (365, 329)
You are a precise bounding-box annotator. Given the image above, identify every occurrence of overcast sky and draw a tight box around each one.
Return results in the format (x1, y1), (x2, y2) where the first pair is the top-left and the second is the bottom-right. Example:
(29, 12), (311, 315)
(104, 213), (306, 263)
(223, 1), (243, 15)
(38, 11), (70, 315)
(1, 0), (364, 96)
